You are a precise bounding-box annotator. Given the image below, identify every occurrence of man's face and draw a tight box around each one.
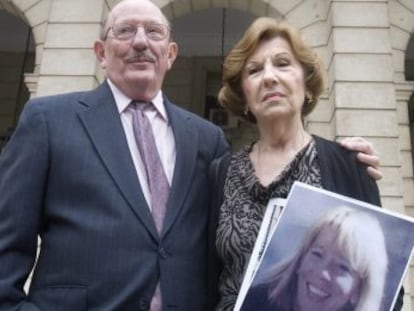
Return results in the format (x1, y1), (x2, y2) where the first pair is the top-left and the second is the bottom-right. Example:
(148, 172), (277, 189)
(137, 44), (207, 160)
(95, 0), (178, 101)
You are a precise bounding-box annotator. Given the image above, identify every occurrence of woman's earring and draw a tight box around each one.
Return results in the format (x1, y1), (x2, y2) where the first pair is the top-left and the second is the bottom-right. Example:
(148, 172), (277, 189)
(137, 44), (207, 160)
(305, 92), (314, 105)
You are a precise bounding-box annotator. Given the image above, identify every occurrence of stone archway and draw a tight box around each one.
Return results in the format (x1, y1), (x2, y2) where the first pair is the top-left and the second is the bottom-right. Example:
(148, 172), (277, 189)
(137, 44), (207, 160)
(406, 35), (414, 81)
(8, 0), (53, 96)
(0, 0), (56, 149)
(0, 4), (35, 151)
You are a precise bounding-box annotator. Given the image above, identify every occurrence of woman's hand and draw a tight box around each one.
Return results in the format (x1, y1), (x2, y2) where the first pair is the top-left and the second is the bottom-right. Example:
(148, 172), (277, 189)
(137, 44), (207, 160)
(340, 137), (382, 181)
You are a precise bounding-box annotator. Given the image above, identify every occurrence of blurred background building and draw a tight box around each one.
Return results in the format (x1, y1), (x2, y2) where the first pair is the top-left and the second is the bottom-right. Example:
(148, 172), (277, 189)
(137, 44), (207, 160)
(0, 0), (413, 308)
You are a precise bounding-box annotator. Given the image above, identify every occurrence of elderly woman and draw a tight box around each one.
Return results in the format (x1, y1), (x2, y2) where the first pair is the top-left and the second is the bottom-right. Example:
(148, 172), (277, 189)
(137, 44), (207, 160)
(242, 206), (388, 311)
(214, 17), (403, 310)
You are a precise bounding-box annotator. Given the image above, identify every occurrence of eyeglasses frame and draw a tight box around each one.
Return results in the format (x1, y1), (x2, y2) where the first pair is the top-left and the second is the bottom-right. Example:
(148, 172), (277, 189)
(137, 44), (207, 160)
(103, 22), (171, 42)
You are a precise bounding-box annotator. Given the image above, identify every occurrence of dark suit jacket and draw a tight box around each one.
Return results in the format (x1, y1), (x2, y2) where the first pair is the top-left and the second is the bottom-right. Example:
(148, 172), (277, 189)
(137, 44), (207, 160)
(0, 81), (229, 310)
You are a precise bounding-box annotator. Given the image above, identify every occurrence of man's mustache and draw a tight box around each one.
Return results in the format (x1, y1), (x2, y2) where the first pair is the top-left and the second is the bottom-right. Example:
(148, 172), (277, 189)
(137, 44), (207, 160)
(125, 51), (156, 63)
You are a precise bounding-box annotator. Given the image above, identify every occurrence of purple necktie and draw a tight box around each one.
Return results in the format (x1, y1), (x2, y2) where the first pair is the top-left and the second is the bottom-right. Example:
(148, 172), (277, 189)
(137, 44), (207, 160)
(131, 102), (169, 234)
(130, 102), (169, 311)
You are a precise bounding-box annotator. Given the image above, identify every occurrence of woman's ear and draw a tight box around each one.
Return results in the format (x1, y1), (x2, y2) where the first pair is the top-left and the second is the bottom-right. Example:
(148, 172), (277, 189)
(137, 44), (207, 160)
(304, 90), (314, 105)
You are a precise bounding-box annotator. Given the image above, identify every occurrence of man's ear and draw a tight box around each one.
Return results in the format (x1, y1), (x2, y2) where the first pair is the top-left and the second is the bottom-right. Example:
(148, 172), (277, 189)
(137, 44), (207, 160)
(94, 40), (107, 69)
(167, 41), (178, 69)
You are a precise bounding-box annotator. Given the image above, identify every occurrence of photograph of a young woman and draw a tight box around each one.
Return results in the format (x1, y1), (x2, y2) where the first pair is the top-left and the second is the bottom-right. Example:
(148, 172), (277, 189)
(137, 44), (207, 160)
(241, 206), (387, 311)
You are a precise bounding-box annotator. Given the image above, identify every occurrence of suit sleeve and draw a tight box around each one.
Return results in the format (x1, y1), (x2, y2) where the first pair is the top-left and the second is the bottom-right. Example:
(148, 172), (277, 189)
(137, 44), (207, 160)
(354, 153), (381, 206)
(0, 101), (47, 310)
(315, 136), (381, 206)
(207, 151), (231, 311)
(206, 126), (230, 310)
(213, 126), (230, 160)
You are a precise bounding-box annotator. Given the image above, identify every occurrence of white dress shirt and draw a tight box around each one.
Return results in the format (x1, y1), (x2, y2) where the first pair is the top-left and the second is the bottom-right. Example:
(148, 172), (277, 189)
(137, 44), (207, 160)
(107, 79), (176, 209)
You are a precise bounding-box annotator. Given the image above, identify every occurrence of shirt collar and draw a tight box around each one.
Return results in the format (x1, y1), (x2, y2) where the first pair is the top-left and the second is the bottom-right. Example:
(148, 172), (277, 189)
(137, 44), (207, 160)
(107, 79), (169, 122)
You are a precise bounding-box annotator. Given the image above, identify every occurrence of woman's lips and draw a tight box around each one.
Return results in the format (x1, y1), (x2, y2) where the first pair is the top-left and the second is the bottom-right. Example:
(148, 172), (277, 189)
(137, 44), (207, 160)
(307, 282), (330, 300)
(262, 91), (285, 101)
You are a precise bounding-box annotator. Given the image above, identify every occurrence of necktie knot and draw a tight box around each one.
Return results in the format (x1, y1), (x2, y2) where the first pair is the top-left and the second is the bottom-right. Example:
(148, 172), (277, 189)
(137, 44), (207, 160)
(131, 101), (151, 112)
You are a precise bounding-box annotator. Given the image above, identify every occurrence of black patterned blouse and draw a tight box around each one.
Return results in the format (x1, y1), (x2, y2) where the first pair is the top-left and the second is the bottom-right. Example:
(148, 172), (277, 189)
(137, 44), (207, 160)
(215, 138), (322, 311)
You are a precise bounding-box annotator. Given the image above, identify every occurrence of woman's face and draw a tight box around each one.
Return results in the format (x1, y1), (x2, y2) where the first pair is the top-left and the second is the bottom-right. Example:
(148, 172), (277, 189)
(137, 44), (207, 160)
(295, 226), (361, 311)
(241, 36), (306, 123)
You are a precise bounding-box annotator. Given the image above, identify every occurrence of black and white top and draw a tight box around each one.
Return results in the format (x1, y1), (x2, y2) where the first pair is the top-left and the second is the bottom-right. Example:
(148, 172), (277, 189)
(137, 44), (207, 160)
(215, 138), (322, 311)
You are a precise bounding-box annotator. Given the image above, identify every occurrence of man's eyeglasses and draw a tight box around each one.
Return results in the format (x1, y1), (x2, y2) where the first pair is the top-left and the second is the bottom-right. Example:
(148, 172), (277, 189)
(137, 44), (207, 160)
(104, 23), (170, 41)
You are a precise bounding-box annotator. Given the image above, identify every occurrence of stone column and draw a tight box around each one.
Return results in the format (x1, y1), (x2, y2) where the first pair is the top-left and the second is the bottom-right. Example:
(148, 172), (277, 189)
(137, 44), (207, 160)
(329, 1), (409, 308)
(396, 81), (414, 311)
(329, 0), (403, 210)
(35, 0), (107, 96)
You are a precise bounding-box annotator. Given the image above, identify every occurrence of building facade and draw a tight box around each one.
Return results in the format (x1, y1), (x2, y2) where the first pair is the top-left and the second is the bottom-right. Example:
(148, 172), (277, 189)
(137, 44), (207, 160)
(0, 0), (413, 308)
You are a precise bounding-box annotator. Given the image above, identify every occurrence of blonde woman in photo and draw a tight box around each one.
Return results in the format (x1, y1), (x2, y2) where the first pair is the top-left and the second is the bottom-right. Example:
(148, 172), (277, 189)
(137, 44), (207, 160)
(242, 206), (388, 311)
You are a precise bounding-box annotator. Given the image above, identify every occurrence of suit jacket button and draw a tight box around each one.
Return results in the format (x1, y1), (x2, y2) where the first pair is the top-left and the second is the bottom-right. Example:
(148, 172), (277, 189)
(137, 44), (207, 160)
(158, 247), (168, 259)
(139, 298), (149, 310)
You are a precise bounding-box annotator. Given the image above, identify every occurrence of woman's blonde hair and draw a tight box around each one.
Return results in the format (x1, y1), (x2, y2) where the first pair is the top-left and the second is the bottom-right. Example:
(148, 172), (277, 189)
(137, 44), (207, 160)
(218, 17), (325, 123)
(261, 206), (388, 311)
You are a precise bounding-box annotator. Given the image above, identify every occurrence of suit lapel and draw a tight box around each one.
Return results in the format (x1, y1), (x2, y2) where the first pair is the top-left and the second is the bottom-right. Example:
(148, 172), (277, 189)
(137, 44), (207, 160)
(77, 83), (158, 239)
(162, 99), (198, 235)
